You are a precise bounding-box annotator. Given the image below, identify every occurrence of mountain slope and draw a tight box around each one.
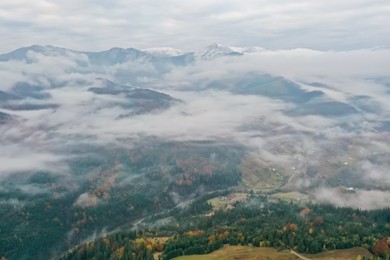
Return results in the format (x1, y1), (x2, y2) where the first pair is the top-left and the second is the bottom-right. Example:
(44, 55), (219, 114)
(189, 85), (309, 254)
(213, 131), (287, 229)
(0, 111), (11, 124)
(88, 79), (181, 115)
(142, 47), (184, 57)
(194, 43), (243, 60)
(85, 47), (156, 65)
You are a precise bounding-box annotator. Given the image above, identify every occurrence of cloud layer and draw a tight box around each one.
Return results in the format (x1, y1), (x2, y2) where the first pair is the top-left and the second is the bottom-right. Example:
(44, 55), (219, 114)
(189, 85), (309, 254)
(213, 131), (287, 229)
(0, 45), (389, 209)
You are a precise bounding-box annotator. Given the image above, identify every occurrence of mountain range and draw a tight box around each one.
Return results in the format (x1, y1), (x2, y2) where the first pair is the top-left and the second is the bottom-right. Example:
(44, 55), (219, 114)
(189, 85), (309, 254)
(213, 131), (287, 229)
(0, 43), (377, 118)
(0, 43), (262, 63)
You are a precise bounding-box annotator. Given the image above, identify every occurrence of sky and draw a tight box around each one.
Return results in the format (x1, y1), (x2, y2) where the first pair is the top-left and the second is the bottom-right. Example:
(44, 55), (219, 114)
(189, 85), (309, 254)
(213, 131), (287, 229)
(1, 0), (390, 53)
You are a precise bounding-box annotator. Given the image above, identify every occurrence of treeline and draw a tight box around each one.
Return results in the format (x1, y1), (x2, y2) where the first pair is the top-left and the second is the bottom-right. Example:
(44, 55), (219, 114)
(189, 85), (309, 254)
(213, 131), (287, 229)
(163, 235), (223, 260)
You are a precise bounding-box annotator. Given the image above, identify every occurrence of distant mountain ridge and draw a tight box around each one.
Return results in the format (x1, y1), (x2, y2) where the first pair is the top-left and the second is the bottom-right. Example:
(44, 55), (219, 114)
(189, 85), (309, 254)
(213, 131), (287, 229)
(0, 43), (267, 64)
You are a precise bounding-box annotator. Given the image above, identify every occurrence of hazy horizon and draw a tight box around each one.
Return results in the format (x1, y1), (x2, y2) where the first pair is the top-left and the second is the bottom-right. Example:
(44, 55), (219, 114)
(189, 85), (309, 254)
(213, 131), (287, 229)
(1, 0), (390, 53)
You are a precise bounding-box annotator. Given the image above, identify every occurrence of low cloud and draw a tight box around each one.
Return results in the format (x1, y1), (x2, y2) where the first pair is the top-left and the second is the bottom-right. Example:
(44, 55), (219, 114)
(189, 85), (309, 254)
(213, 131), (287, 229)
(73, 192), (100, 208)
(0, 144), (68, 180)
(315, 187), (390, 210)
(0, 46), (389, 208)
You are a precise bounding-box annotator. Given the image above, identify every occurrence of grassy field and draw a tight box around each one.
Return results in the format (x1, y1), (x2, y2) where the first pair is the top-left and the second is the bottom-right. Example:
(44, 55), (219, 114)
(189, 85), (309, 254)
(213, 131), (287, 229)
(240, 156), (288, 190)
(269, 191), (311, 203)
(173, 246), (373, 260)
(174, 246), (299, 260)
(304, 247), (373, 259)
(207, 193), (248, 210)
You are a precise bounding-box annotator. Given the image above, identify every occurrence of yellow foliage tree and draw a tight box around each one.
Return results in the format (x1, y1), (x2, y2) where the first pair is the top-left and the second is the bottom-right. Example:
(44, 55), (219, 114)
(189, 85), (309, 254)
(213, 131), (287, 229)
(208, 234), (215, 243)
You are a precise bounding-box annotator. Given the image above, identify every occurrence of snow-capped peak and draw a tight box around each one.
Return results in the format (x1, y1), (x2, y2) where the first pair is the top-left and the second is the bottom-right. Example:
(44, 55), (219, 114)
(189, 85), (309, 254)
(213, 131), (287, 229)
(194, 43), (242, 60)
(230, 46), (267, 54)
(142, 47), (184, 57)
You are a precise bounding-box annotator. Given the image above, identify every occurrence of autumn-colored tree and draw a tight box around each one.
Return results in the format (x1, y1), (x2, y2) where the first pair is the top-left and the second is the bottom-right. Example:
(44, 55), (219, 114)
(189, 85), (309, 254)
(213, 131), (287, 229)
(155, 242), (164, 252)
(145, 239), (154, 251)
(373, 238), (390, 257)
(284, 223), (298, 232)
(313, 216), (324, 226)
(308, 227), (314, 234)
(299, 207), (311, 218)
(114, 247), (125, 257)
(208, 234), (215, 243)
(185, 230), (205, 237)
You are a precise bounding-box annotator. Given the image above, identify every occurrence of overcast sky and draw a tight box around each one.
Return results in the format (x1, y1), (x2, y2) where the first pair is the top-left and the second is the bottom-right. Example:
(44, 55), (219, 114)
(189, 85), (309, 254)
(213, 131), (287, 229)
(1, 0), (390, 52)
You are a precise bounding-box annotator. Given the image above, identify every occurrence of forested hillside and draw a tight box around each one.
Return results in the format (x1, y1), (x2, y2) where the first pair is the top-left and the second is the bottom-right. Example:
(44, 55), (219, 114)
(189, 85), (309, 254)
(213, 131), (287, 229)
(60, 194), (390, 259)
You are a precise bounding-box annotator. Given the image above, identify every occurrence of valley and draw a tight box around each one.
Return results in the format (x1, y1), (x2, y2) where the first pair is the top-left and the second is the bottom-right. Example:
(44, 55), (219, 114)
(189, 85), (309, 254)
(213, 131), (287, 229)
(0, 44), (389, 259)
